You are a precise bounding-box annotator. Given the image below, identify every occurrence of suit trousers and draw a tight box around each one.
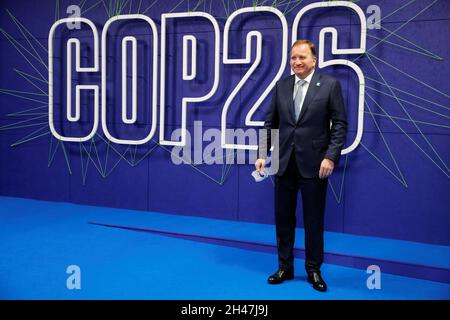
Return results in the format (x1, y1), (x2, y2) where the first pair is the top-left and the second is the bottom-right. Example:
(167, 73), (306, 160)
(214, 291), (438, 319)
(274, 150), (328, 274)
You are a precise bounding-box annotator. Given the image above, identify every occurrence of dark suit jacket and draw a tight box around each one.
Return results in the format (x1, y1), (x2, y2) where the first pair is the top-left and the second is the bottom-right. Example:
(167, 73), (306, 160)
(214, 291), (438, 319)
(260, 72), (348, 178)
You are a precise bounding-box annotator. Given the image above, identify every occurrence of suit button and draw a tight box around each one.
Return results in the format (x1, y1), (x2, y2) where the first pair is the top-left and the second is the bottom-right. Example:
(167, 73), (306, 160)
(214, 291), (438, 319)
(291, 143), (294, 147)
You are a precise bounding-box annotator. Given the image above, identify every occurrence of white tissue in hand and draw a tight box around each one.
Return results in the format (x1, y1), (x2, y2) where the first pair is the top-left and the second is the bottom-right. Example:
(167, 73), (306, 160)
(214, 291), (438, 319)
(252, 169), (269, 182)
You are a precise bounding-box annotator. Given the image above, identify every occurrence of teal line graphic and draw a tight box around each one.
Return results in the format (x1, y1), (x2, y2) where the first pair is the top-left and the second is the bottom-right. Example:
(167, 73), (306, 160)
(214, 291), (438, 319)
(0, 0), (448, 199)
(352, 0), (442, 63)
(13, 69), (48, 84)
(365, 52), (449, 176)
(364, 86), (450, 120)
(378, 0), (416, 22)
(0, 28), (47, 81)
(141, 0), (159, 14)
(5, 10), (49, 68)
(364, 99), (408, 187)
(364, 112), (450, 129)
(365, 76), (449, 112)
(366, 92), (449, 179)
(365, 0), (439, 54)
(48, 136), (61, 167)
(55, 0), (60, 22)
(366, 34), (440, 60)
(328, 154), (348, 203)
(14, 70), (48, 95)
(79, 0), (89, 10)
(10, 126), (51, 148)
(0, 88), (47, 104)
(6, 105), (49, 117)
(82, 1), (104, 14)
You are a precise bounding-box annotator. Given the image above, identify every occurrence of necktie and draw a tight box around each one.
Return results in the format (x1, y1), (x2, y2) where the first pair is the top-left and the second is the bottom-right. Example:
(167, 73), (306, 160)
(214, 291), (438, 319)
(294, 79), (306, 121)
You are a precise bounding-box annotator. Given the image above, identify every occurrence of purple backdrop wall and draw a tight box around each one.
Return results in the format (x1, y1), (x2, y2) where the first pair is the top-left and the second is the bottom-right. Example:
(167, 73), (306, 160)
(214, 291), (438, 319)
(0, 0), (449, 246)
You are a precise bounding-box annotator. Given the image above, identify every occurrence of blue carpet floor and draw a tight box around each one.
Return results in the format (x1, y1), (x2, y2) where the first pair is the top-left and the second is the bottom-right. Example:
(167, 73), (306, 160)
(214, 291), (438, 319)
(0, 196), (449, 299)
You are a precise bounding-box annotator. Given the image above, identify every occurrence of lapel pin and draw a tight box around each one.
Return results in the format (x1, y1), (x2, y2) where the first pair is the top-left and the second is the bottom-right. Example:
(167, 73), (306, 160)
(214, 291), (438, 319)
(316, 82), (321, 87)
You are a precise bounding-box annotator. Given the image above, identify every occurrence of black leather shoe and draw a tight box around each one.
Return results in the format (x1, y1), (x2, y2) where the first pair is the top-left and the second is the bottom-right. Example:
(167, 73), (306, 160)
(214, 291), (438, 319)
(267, 269), (294, 284)
(307, 272), (327, 292)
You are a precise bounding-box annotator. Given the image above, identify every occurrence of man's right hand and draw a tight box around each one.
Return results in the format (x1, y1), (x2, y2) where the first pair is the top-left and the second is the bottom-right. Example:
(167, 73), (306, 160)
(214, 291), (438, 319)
(255, 159), (266, 173)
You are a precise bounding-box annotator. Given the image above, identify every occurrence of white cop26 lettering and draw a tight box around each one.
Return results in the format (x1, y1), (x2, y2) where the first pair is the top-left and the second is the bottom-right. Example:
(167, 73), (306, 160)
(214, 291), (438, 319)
(48, 1), (366, 154)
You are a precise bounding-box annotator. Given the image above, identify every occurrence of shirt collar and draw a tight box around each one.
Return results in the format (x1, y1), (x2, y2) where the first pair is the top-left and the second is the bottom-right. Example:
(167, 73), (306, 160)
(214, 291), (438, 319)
(295, 69), (315, 85)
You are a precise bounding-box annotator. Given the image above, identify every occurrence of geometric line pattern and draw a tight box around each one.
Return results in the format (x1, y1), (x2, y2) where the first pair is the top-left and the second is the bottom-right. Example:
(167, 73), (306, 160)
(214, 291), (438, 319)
(0, 0), (449, 201)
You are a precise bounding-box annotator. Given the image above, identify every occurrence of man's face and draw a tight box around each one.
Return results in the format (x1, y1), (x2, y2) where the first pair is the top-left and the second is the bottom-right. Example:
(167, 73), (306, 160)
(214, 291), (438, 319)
(290, 43), (316, 79)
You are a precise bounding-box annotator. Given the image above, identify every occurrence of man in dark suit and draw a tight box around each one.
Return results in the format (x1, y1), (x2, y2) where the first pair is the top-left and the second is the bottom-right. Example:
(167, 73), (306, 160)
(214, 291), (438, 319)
(255, 40), (347, 292)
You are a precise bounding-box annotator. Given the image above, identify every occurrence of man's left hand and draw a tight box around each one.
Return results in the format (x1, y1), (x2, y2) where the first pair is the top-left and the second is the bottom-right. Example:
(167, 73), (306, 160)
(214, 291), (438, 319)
(319, 158), (334, 179)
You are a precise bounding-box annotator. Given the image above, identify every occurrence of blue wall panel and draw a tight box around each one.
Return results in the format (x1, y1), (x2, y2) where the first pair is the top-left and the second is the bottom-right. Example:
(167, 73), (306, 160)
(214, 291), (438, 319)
(0, 0), (448, 246)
